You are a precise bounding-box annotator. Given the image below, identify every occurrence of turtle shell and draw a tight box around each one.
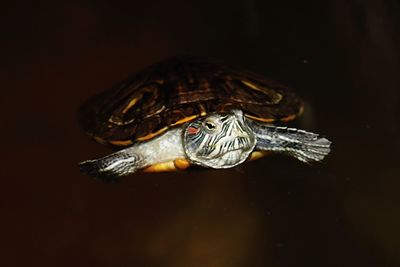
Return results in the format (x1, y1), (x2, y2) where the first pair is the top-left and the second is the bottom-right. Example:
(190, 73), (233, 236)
(79, 56), (303, 146)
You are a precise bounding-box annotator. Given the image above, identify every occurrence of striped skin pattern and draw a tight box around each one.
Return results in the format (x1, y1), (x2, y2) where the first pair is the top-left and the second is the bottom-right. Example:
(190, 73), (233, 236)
(247, 120), (331, 163)
(184, 110), (256, 168)
(78, 109), (331, 181)
(79, 150), (142, 183)
(79, 128), (186, 182)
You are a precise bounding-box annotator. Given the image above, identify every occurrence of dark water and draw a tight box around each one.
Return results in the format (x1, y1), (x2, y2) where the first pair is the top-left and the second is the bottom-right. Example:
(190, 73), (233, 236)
(3, 1), (400, 266)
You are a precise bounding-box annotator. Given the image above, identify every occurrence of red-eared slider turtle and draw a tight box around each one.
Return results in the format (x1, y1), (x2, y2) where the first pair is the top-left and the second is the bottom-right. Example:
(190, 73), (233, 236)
(78, 56), (331, 182)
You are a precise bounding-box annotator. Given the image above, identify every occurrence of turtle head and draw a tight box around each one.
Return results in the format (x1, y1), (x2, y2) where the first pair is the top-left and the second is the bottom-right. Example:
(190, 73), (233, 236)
(183, 109), (256, 168)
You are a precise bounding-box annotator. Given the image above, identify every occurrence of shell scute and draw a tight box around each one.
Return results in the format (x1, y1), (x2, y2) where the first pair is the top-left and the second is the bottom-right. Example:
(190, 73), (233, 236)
(79, 56), (303, 145)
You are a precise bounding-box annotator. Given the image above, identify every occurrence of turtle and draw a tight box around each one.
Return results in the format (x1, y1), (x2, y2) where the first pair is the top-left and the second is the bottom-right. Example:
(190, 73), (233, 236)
(78, 56), (331, 182)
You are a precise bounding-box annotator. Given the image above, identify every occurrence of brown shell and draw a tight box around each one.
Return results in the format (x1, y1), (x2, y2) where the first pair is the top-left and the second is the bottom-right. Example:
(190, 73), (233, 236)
(79, 56), (303, 146)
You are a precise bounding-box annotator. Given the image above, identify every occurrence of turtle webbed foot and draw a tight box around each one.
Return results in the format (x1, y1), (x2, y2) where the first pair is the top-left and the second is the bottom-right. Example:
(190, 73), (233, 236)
(78, 149), (142, 182)
(290, 136), (331, 163)
(78, 160), (121, 183)
(249, 121), (332, 163)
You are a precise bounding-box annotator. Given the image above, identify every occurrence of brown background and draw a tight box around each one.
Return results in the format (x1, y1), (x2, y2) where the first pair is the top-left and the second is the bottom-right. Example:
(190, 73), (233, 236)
(2, 0), (400, 266)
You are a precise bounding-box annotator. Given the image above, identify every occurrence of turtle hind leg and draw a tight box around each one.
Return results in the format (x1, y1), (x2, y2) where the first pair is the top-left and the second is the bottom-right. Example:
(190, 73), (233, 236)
(78, 148), (142, 182)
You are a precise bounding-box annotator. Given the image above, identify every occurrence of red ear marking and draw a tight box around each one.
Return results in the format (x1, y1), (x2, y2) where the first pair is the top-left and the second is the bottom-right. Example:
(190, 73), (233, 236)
(187, 126), (199, 135)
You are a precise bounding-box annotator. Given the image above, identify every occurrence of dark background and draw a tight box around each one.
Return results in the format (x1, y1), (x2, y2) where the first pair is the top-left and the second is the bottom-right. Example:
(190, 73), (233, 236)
(2, 0), (400, 266)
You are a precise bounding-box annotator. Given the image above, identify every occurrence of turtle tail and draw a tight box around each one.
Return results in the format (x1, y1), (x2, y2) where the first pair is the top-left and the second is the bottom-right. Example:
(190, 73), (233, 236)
(78, 148), (142, 183)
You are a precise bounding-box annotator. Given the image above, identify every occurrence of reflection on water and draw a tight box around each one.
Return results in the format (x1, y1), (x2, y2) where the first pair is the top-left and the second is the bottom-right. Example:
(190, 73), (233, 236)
(2, 0), (400, 267)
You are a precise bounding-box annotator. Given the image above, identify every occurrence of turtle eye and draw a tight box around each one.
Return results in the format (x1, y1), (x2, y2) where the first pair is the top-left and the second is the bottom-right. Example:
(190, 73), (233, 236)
(202, 119), (218, 133)
(205, 122), (216, 130)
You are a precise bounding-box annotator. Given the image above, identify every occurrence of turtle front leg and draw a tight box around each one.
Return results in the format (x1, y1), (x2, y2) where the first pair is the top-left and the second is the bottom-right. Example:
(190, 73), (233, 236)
(79, 128), (187, 182)
(246, 119), (332, 163)
(78, 147), (145, 182)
